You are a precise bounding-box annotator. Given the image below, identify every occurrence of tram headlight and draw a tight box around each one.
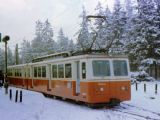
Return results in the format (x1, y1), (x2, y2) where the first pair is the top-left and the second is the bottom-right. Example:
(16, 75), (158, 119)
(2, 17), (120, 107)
(121, 86), (127, 91)
(100, 87), (104, 91)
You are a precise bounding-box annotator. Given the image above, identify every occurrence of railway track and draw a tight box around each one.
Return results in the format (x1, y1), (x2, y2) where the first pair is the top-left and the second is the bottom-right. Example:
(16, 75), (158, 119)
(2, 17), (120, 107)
(121, 103), (160, 117)
(109, 103), (160, 120)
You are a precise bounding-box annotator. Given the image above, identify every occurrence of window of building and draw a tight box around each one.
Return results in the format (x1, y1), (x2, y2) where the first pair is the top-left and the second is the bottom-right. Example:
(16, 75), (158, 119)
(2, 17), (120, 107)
(82, 62), (86, 79)
(92, 60), (110, 77)
(34, 67), (37, 77)
(52, 65), (57, 78)
(65, 63), (72, 78)
(113, 60), (128, 76)
(58, 64), (64, 78)
(42, 66), (46, 78)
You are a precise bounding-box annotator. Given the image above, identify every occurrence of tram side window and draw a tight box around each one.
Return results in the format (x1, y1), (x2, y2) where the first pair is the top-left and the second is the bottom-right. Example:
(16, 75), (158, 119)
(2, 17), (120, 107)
(38, 67), (41, 77)
(34, 67), (37, 77)
(24, 68), (27, 77)
(65, 63), (72, 78)
(11, 69), (13, 76)
(7, 69), (10, 76)
(12, 69), (15, 76)
(15, 68), (21, 77)
(27, 68), (30, 77)
(92, 60), (110, 77)
(82, 62), (86, 79)
(19, 69), (22, 77)
(42, 66), (46, 78)
(7, 69), (12, 76)
(7, 69), (9, 76)
(58, 64), (64, 78)
(15, 69), (17, 76)
(52, 65), (57, 78)
(113, 60), (128, 76)
(17, 69), (19, 76)
(16, 69), (21, 77)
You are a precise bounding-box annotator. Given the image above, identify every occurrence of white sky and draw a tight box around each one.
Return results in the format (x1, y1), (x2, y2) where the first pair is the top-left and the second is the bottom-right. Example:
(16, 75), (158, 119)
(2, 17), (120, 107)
(0, 0), (114, 50)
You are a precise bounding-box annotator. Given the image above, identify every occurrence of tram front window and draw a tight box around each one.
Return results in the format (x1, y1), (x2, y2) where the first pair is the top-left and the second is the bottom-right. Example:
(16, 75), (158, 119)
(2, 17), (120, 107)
(113, 60), (128, 76)
(92, 60), (110, 77)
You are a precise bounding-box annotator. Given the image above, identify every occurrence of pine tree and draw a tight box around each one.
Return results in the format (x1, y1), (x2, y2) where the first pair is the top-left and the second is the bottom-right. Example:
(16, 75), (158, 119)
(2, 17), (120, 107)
(0, 48), (4, 71)
(32, 20), (45, 57)
(94, 3), (113, 52)
(42, 19), (55, 53)
(153, 0), (160, 56)
(21, 39), (33, 63)
(68, 39), (75, 51)
(14, 44), (19, 65)
(57, 28), (69, 52)
(132, 0), (160, 61)
(124, 0), (160, 72)
(7, 47), (14, 65)
(31, 19), (55, 57)
(94, 2), (106, 50)
(109, 0), (127, 54)
(124, 0), (134, 50)
(77, 6), (90, 51)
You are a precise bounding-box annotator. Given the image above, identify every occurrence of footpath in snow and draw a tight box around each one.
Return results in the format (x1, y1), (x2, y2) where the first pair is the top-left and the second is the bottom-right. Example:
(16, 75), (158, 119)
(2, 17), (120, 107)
(0, 82), (160, 120)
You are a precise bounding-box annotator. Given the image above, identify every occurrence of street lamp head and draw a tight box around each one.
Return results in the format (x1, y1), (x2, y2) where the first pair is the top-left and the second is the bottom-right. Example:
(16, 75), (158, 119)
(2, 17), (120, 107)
(2, 35), (10, 42)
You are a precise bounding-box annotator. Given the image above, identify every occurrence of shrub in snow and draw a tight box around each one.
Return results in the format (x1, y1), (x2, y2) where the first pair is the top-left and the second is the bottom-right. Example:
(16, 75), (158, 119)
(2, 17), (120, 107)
(130, 71), (155, 83)
(139, 58), (157, 71)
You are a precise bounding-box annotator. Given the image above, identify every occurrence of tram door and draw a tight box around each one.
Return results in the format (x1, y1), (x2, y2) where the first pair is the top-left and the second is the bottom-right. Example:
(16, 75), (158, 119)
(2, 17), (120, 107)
(31, 66), (34, 88)
(76, 61), (80, 94)
(47, 64), (51, 91)
(26, 66), (28, 90)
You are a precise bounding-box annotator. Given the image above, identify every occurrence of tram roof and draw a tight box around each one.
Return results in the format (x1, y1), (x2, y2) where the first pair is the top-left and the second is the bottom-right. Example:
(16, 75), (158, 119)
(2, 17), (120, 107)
(32, 51), (128, 63)
(8, 53), (128, 68)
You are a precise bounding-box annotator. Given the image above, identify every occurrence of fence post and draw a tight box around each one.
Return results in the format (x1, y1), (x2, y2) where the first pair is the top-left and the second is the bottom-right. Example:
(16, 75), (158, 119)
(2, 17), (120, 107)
(15, 90), (18, 102)
(155, 84), (158, 94)
(136, 83), (138, 91)
(9, 89), (12, 100)
(144, 83), (146, 93)
(20, 90), (22, 102)
(4, 81), (9, 94)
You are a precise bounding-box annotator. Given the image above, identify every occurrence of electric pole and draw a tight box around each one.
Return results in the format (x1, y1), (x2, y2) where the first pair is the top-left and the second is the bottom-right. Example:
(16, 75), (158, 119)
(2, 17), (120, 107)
(2, 35), (10, 84)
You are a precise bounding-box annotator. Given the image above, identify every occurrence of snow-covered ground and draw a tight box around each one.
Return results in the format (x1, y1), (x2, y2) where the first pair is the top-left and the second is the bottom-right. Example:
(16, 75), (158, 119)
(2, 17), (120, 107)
(0, 82), (160, 120)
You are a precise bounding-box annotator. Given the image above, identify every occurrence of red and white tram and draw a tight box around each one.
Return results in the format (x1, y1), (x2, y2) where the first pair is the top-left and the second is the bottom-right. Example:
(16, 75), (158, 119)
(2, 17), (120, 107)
(7, 52), (131, 106)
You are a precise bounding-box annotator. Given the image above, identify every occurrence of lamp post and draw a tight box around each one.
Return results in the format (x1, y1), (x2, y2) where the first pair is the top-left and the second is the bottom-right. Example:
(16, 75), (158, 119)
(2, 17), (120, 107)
(2, 36), (10, 85)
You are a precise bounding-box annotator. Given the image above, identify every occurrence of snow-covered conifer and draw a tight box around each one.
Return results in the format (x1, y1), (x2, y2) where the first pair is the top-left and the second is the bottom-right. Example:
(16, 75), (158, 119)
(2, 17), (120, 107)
(77, 6), (90, 51)
(57, 28), (69, 52)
